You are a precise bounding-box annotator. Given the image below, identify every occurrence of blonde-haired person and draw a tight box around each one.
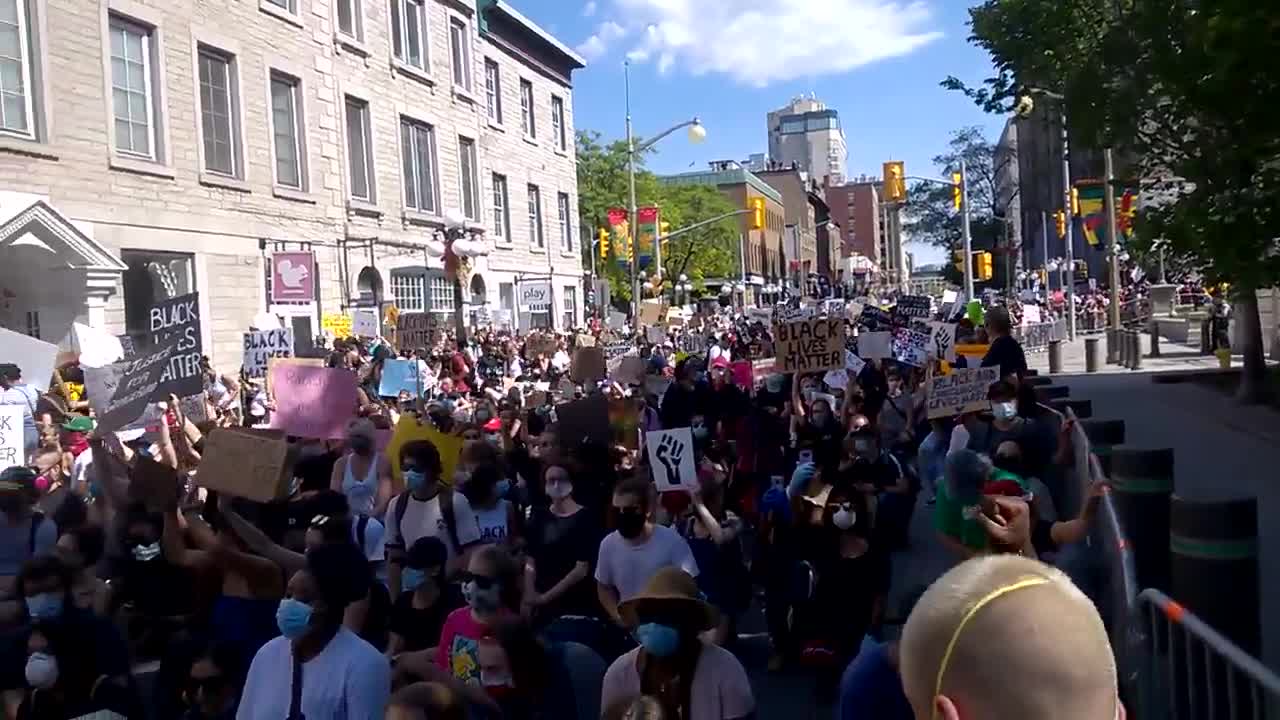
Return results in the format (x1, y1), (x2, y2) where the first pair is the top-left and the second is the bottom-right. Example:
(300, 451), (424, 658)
(899, 554), (1123, 720)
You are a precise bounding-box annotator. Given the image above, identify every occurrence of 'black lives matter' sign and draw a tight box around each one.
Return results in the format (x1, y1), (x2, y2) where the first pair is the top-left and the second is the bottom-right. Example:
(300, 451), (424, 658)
(146, 292), (204, 399)
(773, 317), (845, 373)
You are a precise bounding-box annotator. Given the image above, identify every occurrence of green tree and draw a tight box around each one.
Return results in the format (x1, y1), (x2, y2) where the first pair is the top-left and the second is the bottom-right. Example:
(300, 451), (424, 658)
(576, 130), (740, 308)
(944, 0), (1280, 401)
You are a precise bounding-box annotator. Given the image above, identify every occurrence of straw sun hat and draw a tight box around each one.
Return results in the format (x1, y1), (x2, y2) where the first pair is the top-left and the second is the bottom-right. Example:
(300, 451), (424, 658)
(618, 567), (719, 632)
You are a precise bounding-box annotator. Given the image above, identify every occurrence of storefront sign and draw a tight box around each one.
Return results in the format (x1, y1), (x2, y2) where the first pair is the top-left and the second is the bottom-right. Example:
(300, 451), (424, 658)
(270, 251), (315, 303)
(518, 282), (552, 312)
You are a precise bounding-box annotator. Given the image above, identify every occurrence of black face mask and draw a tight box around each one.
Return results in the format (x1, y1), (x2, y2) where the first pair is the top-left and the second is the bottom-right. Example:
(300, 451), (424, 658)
(616, 510), (647, 539)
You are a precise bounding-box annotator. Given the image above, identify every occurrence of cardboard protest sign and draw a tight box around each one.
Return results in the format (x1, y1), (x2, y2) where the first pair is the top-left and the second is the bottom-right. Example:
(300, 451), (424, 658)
(322, 312), (353, 338)
(555, 393), (612, 450)
(607, 311), (628, 330)
(926, 367), (1000, 419)
(614, 356), (647, 386)
(145, 292), (204, 399)
(575, 333), (597, 348)
(746, 308), (773, 326)
(645, 427), (697, 493)
(822, 369), (848, 391)
(0, 406), (23, 467)
(845, 349), (866, 375)
(0, 327), (58, 392)
(378, 358), (424, 398)
(352, 310), (379, 337)
(269, 365), (359, 439)
(526, 333), (558, 358)
(243, 328), (294, 379)
(645, 326), (666, 345)
(746, 339), (774, 360)
(396, 313), (436, 351)
(896, 295), (932, 319)
(86, 337), (180, 433)
(856, 331), (892, 360)
(778, 305), (813, 323)
(197, 428), (292, 502)
(385, 415), (463, 488)
(570, 346), (606, 383)
(892, 328), (931, 367)
(1022, 304), (1042, 324)
(927, 322), (958, 363)
(639, 300), (664, 326)
(774, 317), (845, 373)
(644, 375), (673, 401)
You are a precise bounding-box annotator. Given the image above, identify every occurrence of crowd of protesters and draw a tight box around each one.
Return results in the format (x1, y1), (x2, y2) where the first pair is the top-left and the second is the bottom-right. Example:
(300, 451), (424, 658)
(0, 288), (1126, 720)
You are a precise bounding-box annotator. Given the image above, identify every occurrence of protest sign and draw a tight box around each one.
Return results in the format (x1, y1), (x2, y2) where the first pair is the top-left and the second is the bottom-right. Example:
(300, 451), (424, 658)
(269, 365), (359, 439)
(822, 369), (847, 391)
(942, 289), (958, 303)
(492, 309), (513, 329)
(645, 326), (666, 345)
(526, 333), (558, 358)
(396, 312), (436, 350)
(86, 338), (180, 433)
(896, 295), (932, 319)
(639, 300), (664, 326)
(0, 406), (23, 467)
(352, 310), (379, 337)
(858, 305), (893, 331)
(575, 333), (596, 348)
(746, 308), (773, 326)
(774, 317), (844, 373)
(385, 415), (463, 488)
(892, 328), (931, 367)
(555, 394), (612, 450)
(265, 356), (323, 394)
(928, 321), (958, 362)
(644, 375), (672, 400)
(322, 313), (353, 338)
(845, 349), (866, 375)
(607, 311), (628, 330)
(778, 305), (813, 323)
(146, 292), (204, 399)
(926, 367), (1000, 419)
(856, 331), (892, 360)
(646, 427), (697, 493)
(746, 338), (774, 360)
(0, 326), (57, 392)
(1022, 304), (1042, 324)
(197, 428), (292, 502)
(378, 358), (424, 398)
(570, 346), (606, 383)
(518, 282), (552, 312)
(242, 328), (294, 379)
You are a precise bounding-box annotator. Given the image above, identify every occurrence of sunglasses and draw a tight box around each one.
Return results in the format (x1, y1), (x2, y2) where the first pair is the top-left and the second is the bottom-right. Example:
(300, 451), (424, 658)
(188, 675), (227, 693)
(458, 572), (499, 590)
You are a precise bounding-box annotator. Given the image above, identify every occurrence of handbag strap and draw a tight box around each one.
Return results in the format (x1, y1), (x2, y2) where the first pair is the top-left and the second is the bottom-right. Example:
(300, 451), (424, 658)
(287, 654), (305, 720)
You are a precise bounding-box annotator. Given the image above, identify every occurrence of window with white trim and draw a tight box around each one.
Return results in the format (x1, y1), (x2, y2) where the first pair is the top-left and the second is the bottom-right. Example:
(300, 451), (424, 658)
(551, 95), (565, 151)
(519, 79), (534, 138)
(557, 192), (572, 252)
(0, 0), (36, 138)
(344, 96), (374, 201)
(269, 72), (304, 189)
(390, 272), (425, 312)
(458, 135), (478, 221)
(562, 285), (576, 328)
(336, 0), (362, 40)
(448, 17), (470, 91)
(527, 184), (543, 248)
(264, 0), (296, 12)
(491, 173), (510, 242)
(390, 0), (426, 70)
(484, 58), (501, 123)
(400, 117), (438, 213)
(108, 16), (157, 158)
(429, 275), (454, 312)
(197, 46), (240, 177)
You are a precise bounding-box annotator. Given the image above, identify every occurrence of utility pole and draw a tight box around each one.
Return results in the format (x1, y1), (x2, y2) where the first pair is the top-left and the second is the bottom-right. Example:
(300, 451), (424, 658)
(624, 61), (640, 330)
(1040, 210), (1050, 304)
(1061, 108), (1076, 340)
(960, 158), (975, 299)
(1104, 148), (1121, 330)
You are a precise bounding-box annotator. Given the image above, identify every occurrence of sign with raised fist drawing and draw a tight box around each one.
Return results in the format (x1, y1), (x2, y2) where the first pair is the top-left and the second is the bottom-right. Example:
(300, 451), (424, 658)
(645, 427), (697, 493)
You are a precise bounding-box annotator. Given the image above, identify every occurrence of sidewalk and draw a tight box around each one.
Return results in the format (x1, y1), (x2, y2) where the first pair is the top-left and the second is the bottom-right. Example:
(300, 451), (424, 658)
(1025, 333), (1231, 375)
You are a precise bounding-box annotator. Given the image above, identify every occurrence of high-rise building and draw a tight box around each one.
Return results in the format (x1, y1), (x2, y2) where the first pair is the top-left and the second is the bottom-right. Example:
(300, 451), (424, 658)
(767, 94), (846, 185)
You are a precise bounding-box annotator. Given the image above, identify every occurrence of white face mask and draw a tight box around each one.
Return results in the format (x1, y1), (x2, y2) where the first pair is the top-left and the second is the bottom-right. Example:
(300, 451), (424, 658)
(833, 508), (857, 530)
(991, 401), (1018, 421)
(25, 652), (58, 690)
(545, 480), (572, 500)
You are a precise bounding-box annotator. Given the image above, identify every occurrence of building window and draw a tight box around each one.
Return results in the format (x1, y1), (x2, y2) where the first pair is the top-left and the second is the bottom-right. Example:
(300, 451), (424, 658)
(108, 16), (157, 158)
(551, 95), (565, 151)
(344, 96), (374, 201)
(197, 47), (240, 177)
(457, 135), (479, 221)
(557, 192), (571, 252)
(269, 72), (304, 189)
(491, 173), (510, 241)
(0, 0), (35, 138)
(336, 0), (362, 40)
(390, 0), (426, 70)
(519, 79), (534, 138)
(562, 285), (576, 328)
(429, 274), (454, 312)
(264, 0), (296, 12)
(484, 58), (501, 123)
(121, 250), (196, 338)
(498, 282), (514, 311)
(390, 272), (425, 312)
(448, 17), (470, 90)
(527, 184), (543, 248)
(400, 117), (438, 213)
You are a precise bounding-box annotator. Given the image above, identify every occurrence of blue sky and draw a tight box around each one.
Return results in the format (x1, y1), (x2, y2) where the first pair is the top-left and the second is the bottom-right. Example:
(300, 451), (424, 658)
(518, 0), (1007, 265)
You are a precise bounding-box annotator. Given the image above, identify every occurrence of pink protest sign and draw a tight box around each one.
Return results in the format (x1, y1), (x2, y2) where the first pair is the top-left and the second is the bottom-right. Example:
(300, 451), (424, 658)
(730, 361), (753, 389)
(269, 365), (359, 439)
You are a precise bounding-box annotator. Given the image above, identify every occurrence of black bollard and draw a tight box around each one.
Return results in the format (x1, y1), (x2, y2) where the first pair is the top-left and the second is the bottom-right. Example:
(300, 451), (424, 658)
(1170, 497), (1260, 654)
(1085, 337), (1101, 372)
(1036, 385), (1070, 401)
(1048, 340), (1063, 374)
(1080, 419), (1125, 475)
(1048, 398), (1092, 418)
(1108, 448), (1173, 593)
(1130, 331), (1144, 370)
(1107, 328), (1119, 364)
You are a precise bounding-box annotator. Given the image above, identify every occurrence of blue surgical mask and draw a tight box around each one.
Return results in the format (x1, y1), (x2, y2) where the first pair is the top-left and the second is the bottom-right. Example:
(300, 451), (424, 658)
(404, 469), (427, 492)
(25, 592), (64, 621)
(401, 568), (427, 592)
(276, 598), (314, 639)
(635, 622), (681, 657)
(495, 479), (511, 498)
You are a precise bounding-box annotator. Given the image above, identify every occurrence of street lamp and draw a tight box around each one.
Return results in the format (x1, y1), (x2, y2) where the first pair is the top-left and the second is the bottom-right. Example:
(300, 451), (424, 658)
(1017, 88), (1076, 340)
(427, 209), (488, 347)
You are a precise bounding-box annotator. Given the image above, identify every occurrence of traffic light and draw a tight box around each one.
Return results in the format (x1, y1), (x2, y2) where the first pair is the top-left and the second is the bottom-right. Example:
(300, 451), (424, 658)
(883, 161), (906, 202)
(952, 172), (962, 211)
(597, 228), (609, 259)
(659, 221), (670, 255)
(953, 250), (966, 273)
(749, 197), (765, 230)
(976, 251), (994, 281)
(1054, 210), (1067, 238)
(1070, 187), (1080, 216)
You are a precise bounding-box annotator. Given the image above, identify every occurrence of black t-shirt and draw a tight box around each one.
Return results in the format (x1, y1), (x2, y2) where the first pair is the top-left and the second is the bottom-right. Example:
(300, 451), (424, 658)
(812, 547), (890, 648)
(526, 506), (602, 618)
(0, 608), (132, 692)
(982, 335), (1028, 379)
(390, 586), (463, 653)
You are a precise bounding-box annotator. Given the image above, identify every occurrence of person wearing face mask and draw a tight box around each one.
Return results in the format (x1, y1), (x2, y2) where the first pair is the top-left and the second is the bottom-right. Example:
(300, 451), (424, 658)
(601, 568), (754, 720)
(934, 450), (1031, 559)
(456, 443), (520, 548)
(386, 440), (482, 597)
(0, 467), (58, 628)
(238, 542), (389, 719)
(180, 641), (245, 720)
(979, 306), (1028, 382)
(472, 618), (590, 720)
(963, 382), (1058, 479)
(523, 464), (601, 622)
(330, 418), (394, 519)
(679, 475), (746, 648)
(659, 360), (707, 430)
(15, 621), (140, 719)
(387, 537), (463, 657)
(792, 392), (842, 471)
(429, 545), (521, 686)
(876, 365), (917, 454)
(109, 503), (199, 659)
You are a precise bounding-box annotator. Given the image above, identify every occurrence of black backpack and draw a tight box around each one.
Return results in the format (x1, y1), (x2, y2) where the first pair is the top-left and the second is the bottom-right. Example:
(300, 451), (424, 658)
(389, 489), (462, 557)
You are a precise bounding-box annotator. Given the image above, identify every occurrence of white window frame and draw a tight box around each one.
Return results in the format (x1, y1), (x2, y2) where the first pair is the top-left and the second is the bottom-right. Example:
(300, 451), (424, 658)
(267, 69), (306, 191)
(195, 44), (243, 179)
(562, 285), (576, 328)
(519, 78), (534, 139)
(527, 183), (543, 248)
(483, 58), (501, 125)
(400, 115), (439, 214)
(335, 0), (362, 41)
(491, 172), (510, 242)
(557, 192), (572, 252)
(344, 95), (375, 202)
(0, 0), (35, 139)
(108, 15), (156, 160)
(389, 0), (427, 71)
(429, 274), (454, 312)
(390, 272), (425, 312)
(102, 6), (171, 174)
(260, 0), (299, 19)
(551, 94), (566, 152)
(458, 134), (479, 221)
(448, 16), (471, 92)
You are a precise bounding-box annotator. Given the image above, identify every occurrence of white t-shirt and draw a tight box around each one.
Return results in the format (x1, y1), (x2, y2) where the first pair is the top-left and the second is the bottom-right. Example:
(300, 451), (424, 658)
(601, 643), (755, 720)
(349, 514), (386, 563)
(469, 498), (512, 545)
(236, 627), (390, 720)
(594, 524), (699, 601)
(551, 350), (571, 371)
(384, 491), (481, 565)
(70, 449), (94, 490)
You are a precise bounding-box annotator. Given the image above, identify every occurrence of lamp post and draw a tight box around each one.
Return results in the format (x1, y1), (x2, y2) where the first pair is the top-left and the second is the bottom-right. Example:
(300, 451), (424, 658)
(426, 209), (488, 347)
(624, 60), (705, 330)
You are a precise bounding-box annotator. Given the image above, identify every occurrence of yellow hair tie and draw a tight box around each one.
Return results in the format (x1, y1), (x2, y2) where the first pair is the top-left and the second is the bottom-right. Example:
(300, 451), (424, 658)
(932, 577), (1050, 719)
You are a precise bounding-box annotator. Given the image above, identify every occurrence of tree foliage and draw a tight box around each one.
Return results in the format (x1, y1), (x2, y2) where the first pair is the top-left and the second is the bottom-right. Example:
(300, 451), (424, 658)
(902, 126), (1006, 252)
(576, 130), (740, 306)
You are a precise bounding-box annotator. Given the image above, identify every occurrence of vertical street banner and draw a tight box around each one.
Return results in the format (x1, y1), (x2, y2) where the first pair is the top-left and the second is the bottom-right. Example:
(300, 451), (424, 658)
(636, 206), (660, 269)
(607, 207), (629, 264)
(147, 292), (204, 399)
(270, 251), (315, 303)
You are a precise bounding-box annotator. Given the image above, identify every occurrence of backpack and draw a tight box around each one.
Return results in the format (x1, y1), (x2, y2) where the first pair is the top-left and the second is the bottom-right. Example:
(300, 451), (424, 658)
(390, 489), (462, 557)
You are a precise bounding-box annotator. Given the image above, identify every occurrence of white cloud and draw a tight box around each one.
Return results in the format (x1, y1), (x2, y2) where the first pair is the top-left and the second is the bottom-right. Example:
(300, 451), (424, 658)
(576, 20), (627, 61)
(583, 1), (598, 17)
(601, 0), (944, 86)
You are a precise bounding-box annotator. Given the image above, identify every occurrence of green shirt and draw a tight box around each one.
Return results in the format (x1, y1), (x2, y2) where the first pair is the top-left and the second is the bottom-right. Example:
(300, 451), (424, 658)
(933, 469), (1029, 550)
